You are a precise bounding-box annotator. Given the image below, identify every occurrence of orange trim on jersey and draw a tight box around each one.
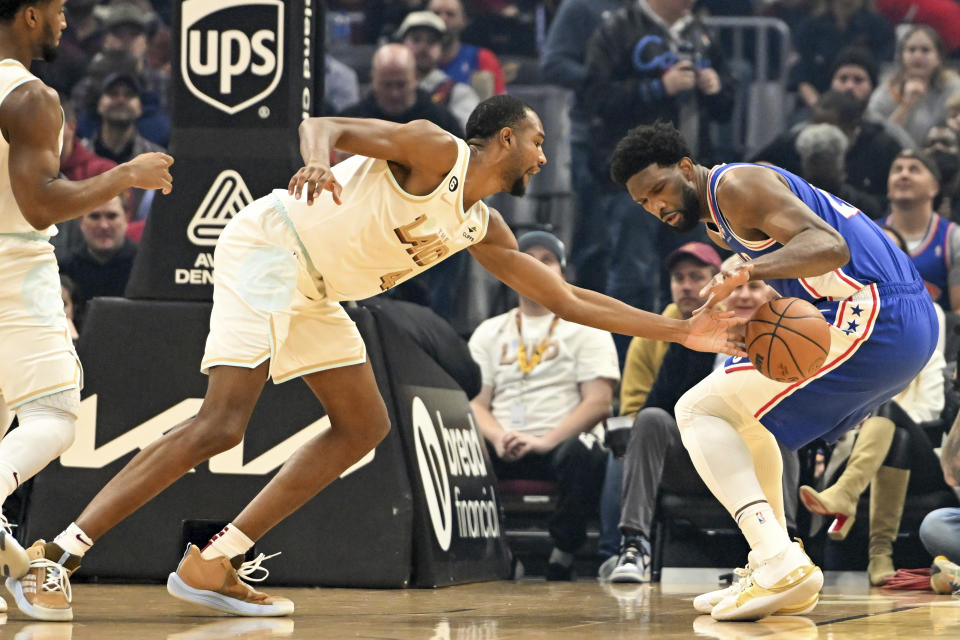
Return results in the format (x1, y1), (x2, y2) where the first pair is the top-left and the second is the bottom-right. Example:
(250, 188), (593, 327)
(7, 369), (82, 408)
(753, 284), (880, 419)
(200, 349), (271, 370)
(706, 165), (777, 251)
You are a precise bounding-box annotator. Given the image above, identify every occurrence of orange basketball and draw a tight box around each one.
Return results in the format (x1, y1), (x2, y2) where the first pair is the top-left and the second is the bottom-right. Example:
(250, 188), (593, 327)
(745, 297), (831, 383)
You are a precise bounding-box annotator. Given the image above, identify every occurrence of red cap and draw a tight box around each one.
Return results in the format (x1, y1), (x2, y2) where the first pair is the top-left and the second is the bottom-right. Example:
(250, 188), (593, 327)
(665, 242), (722, 271)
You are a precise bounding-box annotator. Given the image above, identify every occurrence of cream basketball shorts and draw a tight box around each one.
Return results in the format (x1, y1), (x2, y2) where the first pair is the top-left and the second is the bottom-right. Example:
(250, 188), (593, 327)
(201, 194), (366, 383)
(0, 234), (82, 409)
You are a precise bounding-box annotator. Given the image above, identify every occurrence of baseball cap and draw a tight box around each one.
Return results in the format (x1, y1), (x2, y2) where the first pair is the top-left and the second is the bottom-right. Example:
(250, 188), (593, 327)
(896, 148), (942, 184)
(665, 242), (722, 271)
(396, 11), (446, 40)
(517, 230), (566, 270)
(101, 72), (142, 97)
(101, 2), (150, 32)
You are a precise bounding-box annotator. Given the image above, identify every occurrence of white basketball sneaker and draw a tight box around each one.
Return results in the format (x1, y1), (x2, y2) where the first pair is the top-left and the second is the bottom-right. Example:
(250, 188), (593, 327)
(711, 541), (823, 622)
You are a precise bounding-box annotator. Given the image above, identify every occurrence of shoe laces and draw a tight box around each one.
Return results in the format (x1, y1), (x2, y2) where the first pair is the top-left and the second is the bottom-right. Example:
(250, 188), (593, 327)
(237, 551), (281, 584)
(30, 558), (72, 603)
(0, 513), (15, 536)
(731, 564), (755, 593)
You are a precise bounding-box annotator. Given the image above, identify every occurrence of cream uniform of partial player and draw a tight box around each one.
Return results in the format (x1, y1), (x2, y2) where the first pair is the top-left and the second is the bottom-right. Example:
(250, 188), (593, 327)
(202, 135), (489, 382)
(0, 59), (77, 410)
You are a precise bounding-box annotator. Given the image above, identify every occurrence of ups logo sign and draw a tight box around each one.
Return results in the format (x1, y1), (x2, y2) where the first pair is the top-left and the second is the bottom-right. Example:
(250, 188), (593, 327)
(181, 0), (284, 115)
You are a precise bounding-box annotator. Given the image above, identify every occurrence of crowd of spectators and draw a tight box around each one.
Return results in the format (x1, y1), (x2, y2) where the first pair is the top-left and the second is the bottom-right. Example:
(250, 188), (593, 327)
(40, 0), (960, 587)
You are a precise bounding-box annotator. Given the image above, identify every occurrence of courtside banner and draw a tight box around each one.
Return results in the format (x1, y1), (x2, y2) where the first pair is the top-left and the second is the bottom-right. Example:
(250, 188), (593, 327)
(370, 309), (511, 586)
(23, 300), (415, 587)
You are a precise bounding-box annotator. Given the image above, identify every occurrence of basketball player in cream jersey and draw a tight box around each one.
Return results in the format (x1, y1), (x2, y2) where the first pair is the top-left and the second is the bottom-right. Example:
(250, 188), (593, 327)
(0, 0), (172, 617)
(10, 96), (747, 621)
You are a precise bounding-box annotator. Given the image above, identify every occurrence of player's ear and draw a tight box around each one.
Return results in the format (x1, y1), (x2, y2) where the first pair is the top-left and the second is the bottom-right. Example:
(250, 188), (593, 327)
(498, 126), (513, 149)
(678, 156), (695, 179)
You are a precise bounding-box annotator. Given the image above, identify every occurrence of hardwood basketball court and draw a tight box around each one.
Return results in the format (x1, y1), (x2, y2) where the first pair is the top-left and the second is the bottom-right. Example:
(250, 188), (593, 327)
(3, 570), (957, 639)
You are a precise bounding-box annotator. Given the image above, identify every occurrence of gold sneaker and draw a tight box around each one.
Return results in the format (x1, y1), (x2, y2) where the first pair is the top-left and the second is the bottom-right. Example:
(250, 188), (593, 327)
(166, 545), (294, 617)
(931, 555), (960, 595)
(5, 541), (78, 622)
(711, 541), (823, 622)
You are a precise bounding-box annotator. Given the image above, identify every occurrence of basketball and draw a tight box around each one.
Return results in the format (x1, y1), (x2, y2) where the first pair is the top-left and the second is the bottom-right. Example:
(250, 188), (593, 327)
(745, 297), (831, 383)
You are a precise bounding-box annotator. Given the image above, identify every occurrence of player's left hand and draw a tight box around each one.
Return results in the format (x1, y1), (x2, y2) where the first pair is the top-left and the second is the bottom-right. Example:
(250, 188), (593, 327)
(696, 263), (753, 312)
(682, 307), (748, 357)
(288, 164), (342, 206)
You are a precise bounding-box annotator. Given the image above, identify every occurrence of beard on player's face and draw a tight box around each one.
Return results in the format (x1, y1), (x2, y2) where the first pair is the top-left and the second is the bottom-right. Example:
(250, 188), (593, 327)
(664, 181), (703, 234)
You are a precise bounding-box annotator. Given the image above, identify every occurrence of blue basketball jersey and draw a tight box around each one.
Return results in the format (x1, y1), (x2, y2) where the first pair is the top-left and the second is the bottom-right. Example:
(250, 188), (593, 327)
(881, 213), (954, 309)
(707, 163), (923, 310)
(704, 163), (939, 448)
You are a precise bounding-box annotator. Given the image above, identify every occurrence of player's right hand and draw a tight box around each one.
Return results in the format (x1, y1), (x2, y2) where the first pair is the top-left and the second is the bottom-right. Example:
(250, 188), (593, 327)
(696, 263), (753, 312)
(289, 164), (342, 206)
(125, 152), (174, 194)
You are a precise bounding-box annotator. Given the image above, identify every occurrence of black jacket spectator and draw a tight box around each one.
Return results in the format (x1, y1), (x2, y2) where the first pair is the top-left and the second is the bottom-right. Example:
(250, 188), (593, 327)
(582, 2), (735, 182)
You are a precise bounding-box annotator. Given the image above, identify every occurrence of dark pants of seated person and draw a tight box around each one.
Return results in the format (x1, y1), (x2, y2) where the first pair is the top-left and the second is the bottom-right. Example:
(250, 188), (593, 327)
(488, 433), (606, 553)
(618, 407), (800, 542)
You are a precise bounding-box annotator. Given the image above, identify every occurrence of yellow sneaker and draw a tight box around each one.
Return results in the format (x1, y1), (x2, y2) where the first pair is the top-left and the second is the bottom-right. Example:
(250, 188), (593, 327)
(166, 545), (294, 617)
(930, 555), (960, 595)
(711, 542), (823, 622)
(5, 541), (78, 622)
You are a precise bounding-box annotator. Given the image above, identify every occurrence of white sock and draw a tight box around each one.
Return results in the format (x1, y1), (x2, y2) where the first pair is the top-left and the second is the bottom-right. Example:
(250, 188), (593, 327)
(54, 522), (93, 557)
(735, 500), (790, 561)
(201, 523), (254, 560)
(549, 548), (574, 567)
(677, 413), (790, 561)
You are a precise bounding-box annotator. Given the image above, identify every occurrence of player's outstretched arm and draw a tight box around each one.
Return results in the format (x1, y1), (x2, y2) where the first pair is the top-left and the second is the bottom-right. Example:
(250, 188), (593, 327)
(290, 117), (458, 205)
(3, 83), (173, 230)
(469, 209), (746, 355)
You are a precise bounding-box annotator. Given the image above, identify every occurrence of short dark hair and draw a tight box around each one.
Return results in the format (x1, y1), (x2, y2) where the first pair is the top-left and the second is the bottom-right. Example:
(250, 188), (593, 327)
(465, 95), (534, 141)
(0, 0), (46, 22)
(830, 46), (878, 88)
(610, 121), (690, 186)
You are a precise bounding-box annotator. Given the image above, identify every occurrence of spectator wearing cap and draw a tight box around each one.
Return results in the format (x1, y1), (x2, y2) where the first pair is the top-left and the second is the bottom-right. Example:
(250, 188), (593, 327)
(599, 253), (794, 583)
(882, 149), (960, 311)
(397, 10), (479, 130)
(82, 72), (166, 222)
(468, 230), (619, 580)
(339, 43), (462, 138)
(428, 0), (506, 97)
(83, 72), (165, 165)
(100, 0), (170, 146)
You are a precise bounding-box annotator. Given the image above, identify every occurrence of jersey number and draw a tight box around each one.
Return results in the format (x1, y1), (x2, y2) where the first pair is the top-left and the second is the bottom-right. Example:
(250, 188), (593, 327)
(817, 188), (860, 219)
(378, 215), (451, 291)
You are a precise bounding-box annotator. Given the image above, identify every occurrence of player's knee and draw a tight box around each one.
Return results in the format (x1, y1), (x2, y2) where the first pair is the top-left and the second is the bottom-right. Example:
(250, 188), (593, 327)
(673, 388), (702, 434)
(359, 414), (391, 450)
(16, 389), (80, 455)
(189, 414), (246, 455)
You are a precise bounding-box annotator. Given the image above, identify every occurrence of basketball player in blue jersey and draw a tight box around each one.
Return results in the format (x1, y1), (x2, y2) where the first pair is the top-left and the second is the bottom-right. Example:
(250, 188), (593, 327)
(609, 121), (939, 622)
(6, 98), (747, 621)
(0, 0), (172, 618)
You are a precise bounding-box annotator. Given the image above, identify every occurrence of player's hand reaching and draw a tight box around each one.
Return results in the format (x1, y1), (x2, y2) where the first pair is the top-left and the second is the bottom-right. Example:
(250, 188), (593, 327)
(288, 163), (342, 206)
(696, 262), (753, 311)
(681, 307), (748, 357)
(124, 152), (174, 194)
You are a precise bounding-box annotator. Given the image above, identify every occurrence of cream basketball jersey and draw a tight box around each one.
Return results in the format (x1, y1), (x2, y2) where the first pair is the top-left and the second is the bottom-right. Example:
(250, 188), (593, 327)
(276, 135), (489, 302)
(0, 59), (63, 235)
